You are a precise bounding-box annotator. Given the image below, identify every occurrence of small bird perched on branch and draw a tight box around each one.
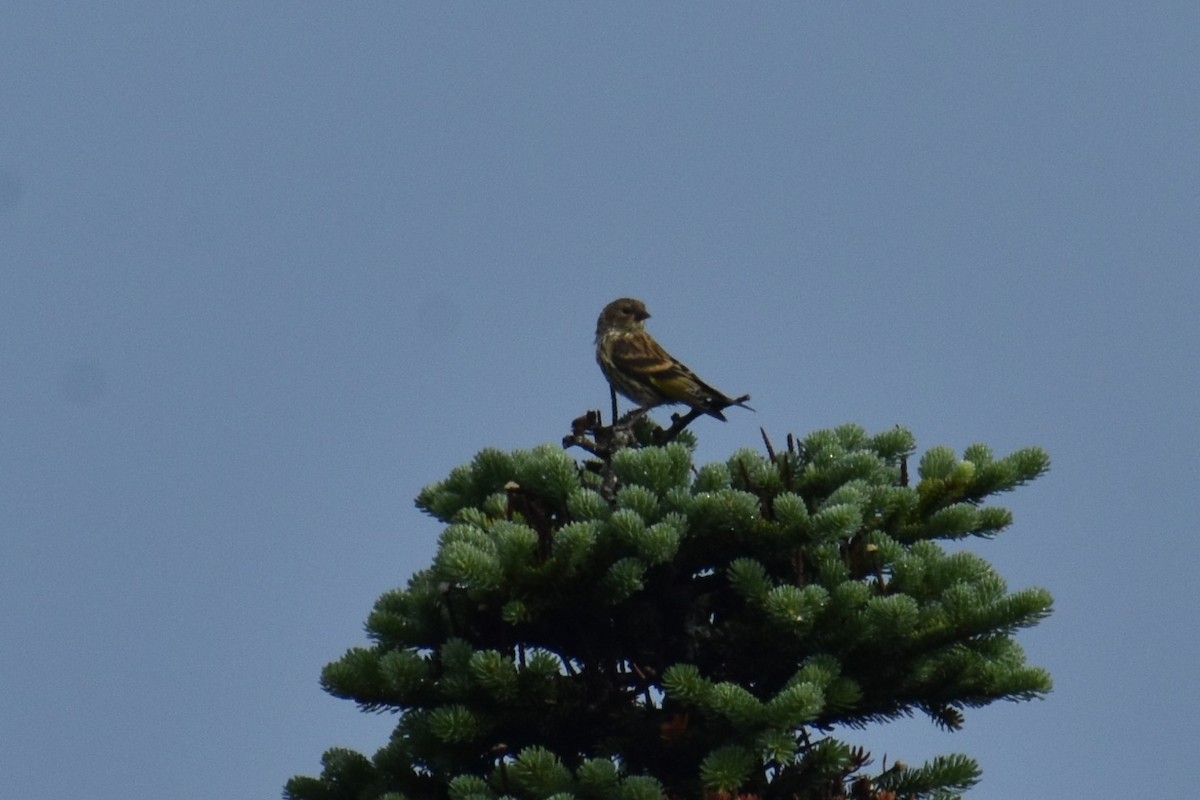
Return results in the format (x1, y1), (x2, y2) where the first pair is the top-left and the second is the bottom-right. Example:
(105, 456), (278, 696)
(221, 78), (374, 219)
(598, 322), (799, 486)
(595, 297), (753, 421)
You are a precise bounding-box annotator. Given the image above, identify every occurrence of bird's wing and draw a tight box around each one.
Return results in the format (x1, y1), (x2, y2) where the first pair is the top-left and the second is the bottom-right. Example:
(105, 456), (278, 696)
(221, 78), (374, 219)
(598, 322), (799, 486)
(610, 335), (726, 407)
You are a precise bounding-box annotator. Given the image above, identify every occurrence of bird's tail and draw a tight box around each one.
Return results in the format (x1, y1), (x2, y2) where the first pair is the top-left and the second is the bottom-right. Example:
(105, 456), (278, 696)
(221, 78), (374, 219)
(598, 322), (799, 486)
(706, 393), (753, 420)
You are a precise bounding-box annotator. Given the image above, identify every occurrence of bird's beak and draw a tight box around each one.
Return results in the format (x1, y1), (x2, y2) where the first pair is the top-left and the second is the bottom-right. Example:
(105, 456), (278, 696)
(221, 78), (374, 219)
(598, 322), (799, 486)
(635, 309), (650, 322)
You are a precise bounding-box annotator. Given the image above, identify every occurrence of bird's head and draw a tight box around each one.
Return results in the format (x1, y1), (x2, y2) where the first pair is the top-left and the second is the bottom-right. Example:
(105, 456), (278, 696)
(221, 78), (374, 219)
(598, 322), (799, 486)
(596, 297), (650, 337)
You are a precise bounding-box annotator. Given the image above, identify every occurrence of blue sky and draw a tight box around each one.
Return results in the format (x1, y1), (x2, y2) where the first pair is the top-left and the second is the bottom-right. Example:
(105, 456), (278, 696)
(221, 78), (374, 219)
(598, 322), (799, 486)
(3, 4), (1197, 798)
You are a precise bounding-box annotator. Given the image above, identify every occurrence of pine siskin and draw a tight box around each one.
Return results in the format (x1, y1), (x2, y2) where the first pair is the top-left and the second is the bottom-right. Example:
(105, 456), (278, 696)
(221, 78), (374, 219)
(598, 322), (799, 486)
(595, 297), (753, 421)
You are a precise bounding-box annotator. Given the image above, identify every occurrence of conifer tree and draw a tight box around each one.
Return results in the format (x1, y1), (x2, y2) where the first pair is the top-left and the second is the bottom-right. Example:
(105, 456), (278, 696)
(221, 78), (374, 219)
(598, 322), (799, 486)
(286, 419), (1051, 800)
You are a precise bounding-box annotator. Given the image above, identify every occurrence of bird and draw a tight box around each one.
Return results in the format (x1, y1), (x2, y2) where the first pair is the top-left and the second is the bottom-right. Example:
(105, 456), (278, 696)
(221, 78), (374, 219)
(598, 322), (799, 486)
(594, 297), (753, 421)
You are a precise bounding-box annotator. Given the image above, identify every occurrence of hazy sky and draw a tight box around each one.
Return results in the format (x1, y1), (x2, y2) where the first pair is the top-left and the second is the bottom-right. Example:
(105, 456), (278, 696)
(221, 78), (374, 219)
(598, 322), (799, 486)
(3, 4), (1197, 798)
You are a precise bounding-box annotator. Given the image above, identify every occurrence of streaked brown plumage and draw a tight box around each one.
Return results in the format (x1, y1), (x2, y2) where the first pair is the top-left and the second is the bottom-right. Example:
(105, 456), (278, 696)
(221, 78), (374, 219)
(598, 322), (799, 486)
(594, 297), (752, 421)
